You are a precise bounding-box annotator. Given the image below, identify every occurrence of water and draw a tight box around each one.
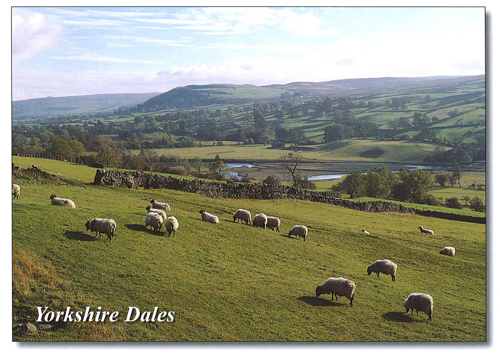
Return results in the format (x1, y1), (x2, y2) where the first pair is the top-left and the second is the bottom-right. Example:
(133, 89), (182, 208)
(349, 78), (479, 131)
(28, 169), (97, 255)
(308, 174), (347, 181)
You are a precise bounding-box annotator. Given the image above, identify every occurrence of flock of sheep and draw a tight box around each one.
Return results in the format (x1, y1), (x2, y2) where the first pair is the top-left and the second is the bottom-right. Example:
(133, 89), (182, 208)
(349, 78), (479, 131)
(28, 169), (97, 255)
(12, 182), (458, 322)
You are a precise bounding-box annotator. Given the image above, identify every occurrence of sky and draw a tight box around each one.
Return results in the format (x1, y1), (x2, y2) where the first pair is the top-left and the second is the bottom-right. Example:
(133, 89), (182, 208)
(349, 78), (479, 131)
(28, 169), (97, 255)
(11, 5), (486, 101)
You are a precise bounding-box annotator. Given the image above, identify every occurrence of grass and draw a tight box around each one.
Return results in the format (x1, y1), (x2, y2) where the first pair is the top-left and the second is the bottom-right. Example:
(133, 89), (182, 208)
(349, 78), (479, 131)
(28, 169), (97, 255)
(11, 158), (487, 342)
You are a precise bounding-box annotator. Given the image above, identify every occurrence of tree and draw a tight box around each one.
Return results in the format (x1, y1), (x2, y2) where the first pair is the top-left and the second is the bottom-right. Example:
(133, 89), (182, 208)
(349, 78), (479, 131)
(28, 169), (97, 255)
(324, 124), (344, 142)
(209, 159), (229, 176)
(253, 108), (267, 130)
(451, 165), (462, 188)
(399, 168), (435, 203)
(96, 136), (122, 168)
(341, 170), (366, 197)
(281, 152), (302, 183)
(434, 173), (449, 187)
(191, 157), (203, 172)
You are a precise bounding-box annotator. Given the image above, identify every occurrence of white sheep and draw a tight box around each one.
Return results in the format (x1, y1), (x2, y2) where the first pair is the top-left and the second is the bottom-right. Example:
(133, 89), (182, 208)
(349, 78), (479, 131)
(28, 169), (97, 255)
(12, 184), (20, 199)
(418, 225), (434, 235)
(145, 212), (163, 231)
(252, 213), (268, 228)
(164, 216), (179, 236)
(50, 194), (76, 208)
(146, 206), (167, 220)
(315, 277), (356, 306)
(150, 199), (170, 211)
(403, 293), (434, 321)
(266, 216), (281, 232)
(361, 230), (369, 234)
(367, 259), (398, 282)
(199, 210), (219, 224)
(233, 209), (251, 225)
(439, 246), (456, 257)
(85, 218), (116, 241)
(288, 225), (308, 241)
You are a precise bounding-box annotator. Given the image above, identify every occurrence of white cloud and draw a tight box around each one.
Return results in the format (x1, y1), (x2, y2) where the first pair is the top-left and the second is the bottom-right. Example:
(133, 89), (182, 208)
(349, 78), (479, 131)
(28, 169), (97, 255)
(12, 11), (64, 64)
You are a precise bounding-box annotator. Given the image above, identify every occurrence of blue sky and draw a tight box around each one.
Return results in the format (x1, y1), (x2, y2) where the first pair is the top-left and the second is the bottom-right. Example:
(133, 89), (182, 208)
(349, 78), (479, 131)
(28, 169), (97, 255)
(12, 6), (485, 100)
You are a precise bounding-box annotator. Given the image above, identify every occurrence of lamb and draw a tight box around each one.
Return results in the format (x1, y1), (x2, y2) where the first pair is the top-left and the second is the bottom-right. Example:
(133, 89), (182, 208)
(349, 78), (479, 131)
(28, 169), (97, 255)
(233, 209), (251, 225)
(439, 246), (456, 257)
(266, 217), (281, 231)
(252, 213), (267, 228)
(418, 225), (434, 235)
(164, 216), (179, 236)
(12, 184), (20, 199)
(50, 194), (76, 208)
(361, 230), (369, 234)
(146, 206), (167, 220)
(315, 277), (356, 306)
(367, 259), (398, 282)
(85, 218), (116, 241)
(288, 225), (308, 241)
(150, 199), (170, 211)
(403, 293), (434, 321)
(145, 212), (163, 231)
(199, 210), (219, 224)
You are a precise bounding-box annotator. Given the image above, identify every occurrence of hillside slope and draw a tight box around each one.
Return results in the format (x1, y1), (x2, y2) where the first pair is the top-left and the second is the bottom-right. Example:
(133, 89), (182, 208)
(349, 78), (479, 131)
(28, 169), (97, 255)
(12, 158), (486, 342)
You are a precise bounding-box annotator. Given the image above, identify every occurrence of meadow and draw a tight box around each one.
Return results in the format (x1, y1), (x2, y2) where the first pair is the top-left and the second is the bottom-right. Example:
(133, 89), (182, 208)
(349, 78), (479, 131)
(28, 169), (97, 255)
(12, 157), (487, 342)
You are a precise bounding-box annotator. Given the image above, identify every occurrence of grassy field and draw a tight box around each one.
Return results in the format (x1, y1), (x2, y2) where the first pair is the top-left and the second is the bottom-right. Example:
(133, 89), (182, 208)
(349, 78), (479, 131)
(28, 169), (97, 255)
(142, 139), (442, 163)
(12, 158), (487, 342)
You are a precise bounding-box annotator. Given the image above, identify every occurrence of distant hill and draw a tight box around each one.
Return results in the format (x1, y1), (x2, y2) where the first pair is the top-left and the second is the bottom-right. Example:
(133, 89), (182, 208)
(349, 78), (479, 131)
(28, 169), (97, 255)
(138, 84), (291, 110)
(12, 92), (160, 120)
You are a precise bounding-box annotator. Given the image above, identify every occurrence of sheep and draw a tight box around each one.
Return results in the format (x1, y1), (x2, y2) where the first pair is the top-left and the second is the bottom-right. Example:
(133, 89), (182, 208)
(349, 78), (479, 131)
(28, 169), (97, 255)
(252, 213), (268, 228)
(145, 212), (163, 231)
(233, 209), (251, 225)
(288, 225), (308, 241)
(146, 206), (167, 220)
(85, 218), (116, 241)
(418, 225), (434, 235)
(50, 194), (76, 208)
(12, 184), (20, 199)
(315, 277), (356, 306)
(266, 216), (281, 232)
(150, 199), (170, 211)
(403, 293), (434, 321)
(367, 259), (398, 282)
(439, 246), (456, 257)
(361, 230), (369, 234)
(164, 216), (179, 236)
(199, 210), (219, 224)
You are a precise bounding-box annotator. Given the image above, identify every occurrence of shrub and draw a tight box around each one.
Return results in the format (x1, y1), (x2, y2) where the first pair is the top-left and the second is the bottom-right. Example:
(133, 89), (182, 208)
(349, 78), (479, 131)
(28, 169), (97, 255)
(425, 194), (442, 206)
(445, 197), (462, 209)
(293, 175), (316, 190)
(469, 196), (486, 212)
(262, 175), (281, 187)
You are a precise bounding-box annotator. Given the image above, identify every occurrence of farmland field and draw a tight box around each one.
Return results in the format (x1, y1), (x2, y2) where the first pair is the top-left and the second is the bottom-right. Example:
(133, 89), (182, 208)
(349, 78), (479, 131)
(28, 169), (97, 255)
(12, 157), (487, 342)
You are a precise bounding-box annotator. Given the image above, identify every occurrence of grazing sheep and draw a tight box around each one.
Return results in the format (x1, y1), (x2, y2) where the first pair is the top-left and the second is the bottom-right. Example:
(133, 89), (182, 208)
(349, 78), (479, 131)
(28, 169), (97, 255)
(164, 216), (179, 236)
(150, 199), (170, 211)
(85, 218), (116, 241)
(252, 213), (268, 228)
(146, 206), (167, 220)
(367, 259), (398, 282)
(199, 210), (219, 224)
(233, 209), (251, 225)
(288, 225), (308, 241)
(50, 194), (76, 208)
(418, 225), (434, 235)
(403, 293), (434, 321)
(361, 230), (369, 234)
(439, 246), (456, 257)
(266, 217), (281, 231)
(315, 277), (356, 306)
(12, 184), (20, 199)
(145, 212), (163, 231)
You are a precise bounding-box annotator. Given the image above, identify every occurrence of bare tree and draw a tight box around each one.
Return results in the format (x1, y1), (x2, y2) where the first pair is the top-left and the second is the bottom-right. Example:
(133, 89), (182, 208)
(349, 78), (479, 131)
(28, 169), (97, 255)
(281, 152), (302, 183)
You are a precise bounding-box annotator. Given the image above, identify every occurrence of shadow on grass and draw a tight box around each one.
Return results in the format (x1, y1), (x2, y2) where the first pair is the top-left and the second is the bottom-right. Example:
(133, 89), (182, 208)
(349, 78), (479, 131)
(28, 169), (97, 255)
(298, 296), (344, 307)
(382, 311), (414, 322)
(125, 223), (164, 237)
(64, 231), (97, 241)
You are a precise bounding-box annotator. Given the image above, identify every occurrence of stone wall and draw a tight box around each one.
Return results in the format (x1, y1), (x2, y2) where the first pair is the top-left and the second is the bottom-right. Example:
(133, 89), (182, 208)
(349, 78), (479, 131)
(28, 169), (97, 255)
(92, 169), (486, 224)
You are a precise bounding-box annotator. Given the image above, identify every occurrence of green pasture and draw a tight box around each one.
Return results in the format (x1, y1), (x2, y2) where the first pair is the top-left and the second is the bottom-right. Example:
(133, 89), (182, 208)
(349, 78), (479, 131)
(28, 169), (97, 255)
(12, 157), (487, 342)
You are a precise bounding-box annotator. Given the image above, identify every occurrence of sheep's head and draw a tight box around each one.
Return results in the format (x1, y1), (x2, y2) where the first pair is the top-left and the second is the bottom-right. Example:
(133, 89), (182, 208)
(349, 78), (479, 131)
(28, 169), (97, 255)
(85, 220), (92, 231)
(146, 206), (151, 210)
(150, 200), (156, 204)
(50, 194), (57, 199)
(199, 210), (205, 214)
(315, 285), (323, 298)
(367, 266), (373, 276)
(418, 226), (423, 230)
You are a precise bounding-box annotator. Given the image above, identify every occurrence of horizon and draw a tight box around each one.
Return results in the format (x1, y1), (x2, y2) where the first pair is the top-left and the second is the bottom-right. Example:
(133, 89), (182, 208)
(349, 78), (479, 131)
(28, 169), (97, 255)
(12, 6), (485, 101)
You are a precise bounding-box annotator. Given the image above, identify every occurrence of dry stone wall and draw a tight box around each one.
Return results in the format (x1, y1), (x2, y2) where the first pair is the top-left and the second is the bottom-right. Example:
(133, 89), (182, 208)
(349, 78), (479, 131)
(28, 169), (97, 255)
(92, 169), (485, 224)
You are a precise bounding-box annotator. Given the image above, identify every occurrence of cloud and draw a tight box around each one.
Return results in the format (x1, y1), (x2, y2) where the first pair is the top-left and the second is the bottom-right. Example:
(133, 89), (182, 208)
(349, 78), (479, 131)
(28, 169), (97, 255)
(12, 10), (64, 64)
